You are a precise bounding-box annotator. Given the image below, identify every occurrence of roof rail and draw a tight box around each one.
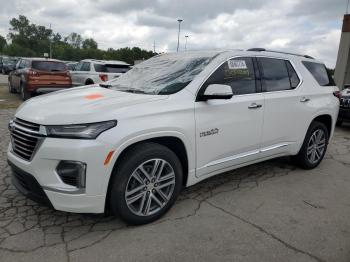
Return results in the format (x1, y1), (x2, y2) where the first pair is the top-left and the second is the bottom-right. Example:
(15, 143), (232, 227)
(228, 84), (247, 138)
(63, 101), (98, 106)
(247, 48), (314, 59)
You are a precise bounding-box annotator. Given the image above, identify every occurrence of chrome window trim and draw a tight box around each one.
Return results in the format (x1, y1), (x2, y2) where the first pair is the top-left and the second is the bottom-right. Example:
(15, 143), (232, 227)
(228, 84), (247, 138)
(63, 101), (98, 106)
(195, 54), (304, 100)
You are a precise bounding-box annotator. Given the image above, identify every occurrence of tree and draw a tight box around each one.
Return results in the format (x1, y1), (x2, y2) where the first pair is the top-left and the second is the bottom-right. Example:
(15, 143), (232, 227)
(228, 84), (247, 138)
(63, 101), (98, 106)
(82, 38), (98, 49)
(3, 15), (157, 64)
(64, 32), (82, 48)
(0, 35), (6, 52)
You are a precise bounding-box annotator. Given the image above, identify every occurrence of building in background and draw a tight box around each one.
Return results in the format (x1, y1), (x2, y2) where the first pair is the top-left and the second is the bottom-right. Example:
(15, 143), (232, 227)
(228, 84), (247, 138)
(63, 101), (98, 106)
(335, 14), (350, 89)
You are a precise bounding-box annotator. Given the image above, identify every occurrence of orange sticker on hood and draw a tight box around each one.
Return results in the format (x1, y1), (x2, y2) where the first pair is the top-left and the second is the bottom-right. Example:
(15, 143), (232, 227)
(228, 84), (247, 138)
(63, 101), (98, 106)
(85, 93), (104, 100)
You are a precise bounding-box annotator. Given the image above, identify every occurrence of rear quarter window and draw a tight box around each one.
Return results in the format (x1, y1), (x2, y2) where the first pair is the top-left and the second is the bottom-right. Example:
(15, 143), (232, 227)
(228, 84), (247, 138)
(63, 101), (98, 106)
(302, 61), (334, 86)
(32, 61), (67, 72)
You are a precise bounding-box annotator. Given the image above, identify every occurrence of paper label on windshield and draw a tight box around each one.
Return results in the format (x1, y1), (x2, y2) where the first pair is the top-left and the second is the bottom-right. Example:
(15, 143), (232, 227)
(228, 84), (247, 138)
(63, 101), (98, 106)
(228, 60), (247, 70)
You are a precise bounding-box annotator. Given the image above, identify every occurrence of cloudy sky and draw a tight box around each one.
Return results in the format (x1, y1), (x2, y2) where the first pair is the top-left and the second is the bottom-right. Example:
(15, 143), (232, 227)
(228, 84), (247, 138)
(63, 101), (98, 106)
(0, 0), (347, 67)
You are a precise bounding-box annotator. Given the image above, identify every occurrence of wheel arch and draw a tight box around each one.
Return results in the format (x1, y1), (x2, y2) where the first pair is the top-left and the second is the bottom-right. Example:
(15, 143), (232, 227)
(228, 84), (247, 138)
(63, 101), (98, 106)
(311, 114), (332, 137)
(85, 78), (94, 85)
(104, 135), (190, 212)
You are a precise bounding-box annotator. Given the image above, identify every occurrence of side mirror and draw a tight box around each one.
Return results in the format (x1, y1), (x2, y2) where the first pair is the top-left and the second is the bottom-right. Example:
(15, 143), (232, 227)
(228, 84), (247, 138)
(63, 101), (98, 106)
(200, 84), (233, 101)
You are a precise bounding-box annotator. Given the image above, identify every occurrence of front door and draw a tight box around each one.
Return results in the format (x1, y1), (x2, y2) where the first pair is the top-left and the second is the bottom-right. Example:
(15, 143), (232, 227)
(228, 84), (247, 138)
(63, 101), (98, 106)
(195, 57), (264, 177)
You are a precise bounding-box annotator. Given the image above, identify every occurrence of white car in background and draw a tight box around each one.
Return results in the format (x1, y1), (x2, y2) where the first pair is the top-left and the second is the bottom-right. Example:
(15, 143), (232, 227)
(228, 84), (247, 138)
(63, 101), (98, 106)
(70, 59), (131, 86)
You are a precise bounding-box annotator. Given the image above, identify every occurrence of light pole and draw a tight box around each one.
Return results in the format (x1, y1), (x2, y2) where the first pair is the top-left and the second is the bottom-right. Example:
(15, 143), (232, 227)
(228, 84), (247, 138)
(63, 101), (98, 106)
(176, 19), (183, 52)
(185, 35), (189, 51)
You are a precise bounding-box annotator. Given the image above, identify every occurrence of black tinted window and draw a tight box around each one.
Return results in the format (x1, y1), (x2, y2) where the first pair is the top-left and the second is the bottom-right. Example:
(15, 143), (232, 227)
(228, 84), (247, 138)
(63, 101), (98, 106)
(203, 57), (256, 95)
(303, 61), (332, 86)
(94, 64), (130, 73)
(259, 58), (291, 92)
(32, 61), (67, 72)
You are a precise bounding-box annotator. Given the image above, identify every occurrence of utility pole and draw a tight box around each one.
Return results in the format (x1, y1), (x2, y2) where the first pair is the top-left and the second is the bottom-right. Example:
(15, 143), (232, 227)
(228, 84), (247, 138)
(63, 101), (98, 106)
(347, 0), (350, 14)
(153, 40), (156, 53)
(177, 19), (183, 52)
(185, 35), (189, 51)
(49, 23), (52, 58)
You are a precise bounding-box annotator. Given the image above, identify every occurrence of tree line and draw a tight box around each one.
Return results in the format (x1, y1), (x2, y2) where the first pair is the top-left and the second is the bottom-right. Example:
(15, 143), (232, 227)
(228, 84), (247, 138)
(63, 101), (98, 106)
(0, 15), (156, 65)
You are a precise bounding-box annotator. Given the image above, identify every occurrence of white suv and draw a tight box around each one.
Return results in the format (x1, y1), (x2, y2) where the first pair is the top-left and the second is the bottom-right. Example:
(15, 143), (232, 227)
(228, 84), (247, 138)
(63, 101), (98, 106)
(70, 59), (130, 86)
(7, 49), (339, 224)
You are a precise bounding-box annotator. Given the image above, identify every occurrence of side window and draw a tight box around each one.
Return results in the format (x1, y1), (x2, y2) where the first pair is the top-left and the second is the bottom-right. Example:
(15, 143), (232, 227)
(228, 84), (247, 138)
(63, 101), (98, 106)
(203, 57), (257, 95)
(74, 62), (83, 71)
(302, 61), (332, 86)
(258, 58), (292, 92)
(286, 61), (300, 88)
(81, 62), (91, 71)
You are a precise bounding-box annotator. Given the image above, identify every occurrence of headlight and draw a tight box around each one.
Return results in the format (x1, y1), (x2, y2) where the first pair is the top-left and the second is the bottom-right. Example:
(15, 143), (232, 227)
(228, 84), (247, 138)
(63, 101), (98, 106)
(46, 120), (117, 139)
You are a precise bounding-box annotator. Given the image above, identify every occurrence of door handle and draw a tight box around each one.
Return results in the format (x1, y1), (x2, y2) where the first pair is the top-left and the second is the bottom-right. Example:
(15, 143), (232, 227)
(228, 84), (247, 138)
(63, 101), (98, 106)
(300, 97), (310, 103)
(248, 103), (262, 109)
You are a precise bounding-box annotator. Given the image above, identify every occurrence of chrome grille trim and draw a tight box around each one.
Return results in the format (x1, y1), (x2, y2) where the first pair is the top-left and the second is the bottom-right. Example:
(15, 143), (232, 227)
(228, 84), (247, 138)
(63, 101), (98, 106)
(9, 118), (44, 161)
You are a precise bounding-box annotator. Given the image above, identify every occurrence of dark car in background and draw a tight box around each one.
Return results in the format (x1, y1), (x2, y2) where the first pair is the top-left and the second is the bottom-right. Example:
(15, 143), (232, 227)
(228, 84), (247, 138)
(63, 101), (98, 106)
(337, 87), (350, 126)
(8, 58), (73, 100)
(2, 57), (19, 74)
(0, 56), (6, 72)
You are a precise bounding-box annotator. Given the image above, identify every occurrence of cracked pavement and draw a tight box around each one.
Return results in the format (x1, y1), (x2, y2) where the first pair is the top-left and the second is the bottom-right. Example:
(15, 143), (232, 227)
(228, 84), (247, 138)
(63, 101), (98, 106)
(1, 82), (350, 262)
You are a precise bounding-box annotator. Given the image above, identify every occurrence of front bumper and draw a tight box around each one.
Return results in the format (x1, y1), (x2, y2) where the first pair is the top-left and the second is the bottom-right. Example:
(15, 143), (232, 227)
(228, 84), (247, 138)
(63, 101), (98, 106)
(7, 137), (113, 213)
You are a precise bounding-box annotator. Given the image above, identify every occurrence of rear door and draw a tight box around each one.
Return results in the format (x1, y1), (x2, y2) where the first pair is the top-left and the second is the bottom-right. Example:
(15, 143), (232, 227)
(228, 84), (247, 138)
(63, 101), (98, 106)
(195, 57), (265, 177)
(257, 57), (307, 156)
(70, 62), (90, 86)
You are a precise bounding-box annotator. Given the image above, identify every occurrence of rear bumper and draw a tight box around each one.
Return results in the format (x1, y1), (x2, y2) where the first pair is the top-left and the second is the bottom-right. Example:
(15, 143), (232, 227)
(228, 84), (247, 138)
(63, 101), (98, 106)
(27, 83), (73, 93)
(35, 87), (72, 93)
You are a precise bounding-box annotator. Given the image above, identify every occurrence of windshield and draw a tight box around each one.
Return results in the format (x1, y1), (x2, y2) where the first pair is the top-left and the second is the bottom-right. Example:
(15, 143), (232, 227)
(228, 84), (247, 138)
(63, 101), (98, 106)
(109, 52), (217, 95)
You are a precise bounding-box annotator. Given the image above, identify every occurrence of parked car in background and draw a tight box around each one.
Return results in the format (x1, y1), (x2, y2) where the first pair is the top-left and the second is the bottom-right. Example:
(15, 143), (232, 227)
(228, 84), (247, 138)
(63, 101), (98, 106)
(2, 57), (19, 74)
(0, 56), (7, 73)
(7, 49), (339, 224)
(8, 58), (72, 100)
(70, 59), (130, 86)
(66, 62), (78, 71)
(337, 87), (350, 126)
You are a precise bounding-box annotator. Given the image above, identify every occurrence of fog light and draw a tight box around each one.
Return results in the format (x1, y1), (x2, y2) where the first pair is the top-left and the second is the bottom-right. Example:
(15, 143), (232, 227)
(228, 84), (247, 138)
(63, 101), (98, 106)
(56, 161), (86, 188)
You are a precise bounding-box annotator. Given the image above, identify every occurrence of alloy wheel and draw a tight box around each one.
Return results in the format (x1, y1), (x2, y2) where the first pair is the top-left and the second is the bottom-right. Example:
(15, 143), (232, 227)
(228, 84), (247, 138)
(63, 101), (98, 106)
(124, 159), (176, 216)
(306, 129), (326, 164)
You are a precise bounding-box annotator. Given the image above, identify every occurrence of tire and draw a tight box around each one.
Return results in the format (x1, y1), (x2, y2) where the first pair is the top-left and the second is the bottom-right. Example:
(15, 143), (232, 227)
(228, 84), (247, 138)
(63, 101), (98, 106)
(20, 82), (31, 101)
(8, 80), (16, 93)
(294, 121), (329, 169)
(109, 142), (183, 225)
(336, 120), (343, 127)
(85, 79), (94, 85)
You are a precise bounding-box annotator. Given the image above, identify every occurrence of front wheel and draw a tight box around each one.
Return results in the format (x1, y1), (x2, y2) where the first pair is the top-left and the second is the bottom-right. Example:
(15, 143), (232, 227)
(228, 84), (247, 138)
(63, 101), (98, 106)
(109, 143), (183, 225)
(294, 121), (329, 169)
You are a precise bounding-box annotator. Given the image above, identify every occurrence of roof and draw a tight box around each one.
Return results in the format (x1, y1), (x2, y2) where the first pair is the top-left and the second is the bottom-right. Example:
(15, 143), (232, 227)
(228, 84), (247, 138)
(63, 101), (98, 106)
(20, 57), (64, 62)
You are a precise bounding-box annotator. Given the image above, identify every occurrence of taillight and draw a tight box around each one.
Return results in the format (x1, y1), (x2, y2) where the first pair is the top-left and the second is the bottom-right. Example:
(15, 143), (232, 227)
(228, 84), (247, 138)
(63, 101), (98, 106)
(99, 74), (108, 82)
(333, 91), (341, 99)
(28, 69), (38, 77)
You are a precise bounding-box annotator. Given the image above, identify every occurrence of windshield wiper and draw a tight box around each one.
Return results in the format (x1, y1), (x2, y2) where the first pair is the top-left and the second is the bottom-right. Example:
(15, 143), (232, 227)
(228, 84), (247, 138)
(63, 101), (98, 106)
(119, 88), (147, 94)
(99, 83), (112, 88)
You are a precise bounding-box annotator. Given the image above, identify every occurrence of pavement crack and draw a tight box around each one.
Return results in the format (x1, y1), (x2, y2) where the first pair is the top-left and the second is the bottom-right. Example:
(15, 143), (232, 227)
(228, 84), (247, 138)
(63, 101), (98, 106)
(205, 200), (326, 262)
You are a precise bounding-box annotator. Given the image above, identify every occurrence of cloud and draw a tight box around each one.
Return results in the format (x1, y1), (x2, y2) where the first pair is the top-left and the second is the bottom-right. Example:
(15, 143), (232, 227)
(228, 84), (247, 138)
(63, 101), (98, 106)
(0, 0), (344, 67)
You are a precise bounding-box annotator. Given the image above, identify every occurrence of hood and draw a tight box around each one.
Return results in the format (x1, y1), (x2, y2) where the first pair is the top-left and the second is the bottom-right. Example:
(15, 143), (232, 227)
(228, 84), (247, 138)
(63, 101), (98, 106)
(15, 85), (168, 125)
(341, 88), (350, 97)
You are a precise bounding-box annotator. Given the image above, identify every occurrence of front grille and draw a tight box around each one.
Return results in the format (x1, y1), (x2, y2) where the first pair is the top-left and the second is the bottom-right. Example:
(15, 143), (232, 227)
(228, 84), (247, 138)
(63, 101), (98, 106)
(9, 118), (43, 161)
(340, 97), (350, 108)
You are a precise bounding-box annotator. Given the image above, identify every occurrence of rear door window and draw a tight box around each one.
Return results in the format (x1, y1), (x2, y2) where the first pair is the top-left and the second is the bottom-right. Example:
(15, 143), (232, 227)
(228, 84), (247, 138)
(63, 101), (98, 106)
(80, 62), (91, 71)
(94, 64), (130, 73)
(32, 61), (67, 72)
(302, 61), (333, 86)
(258, 58), (294, 92)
